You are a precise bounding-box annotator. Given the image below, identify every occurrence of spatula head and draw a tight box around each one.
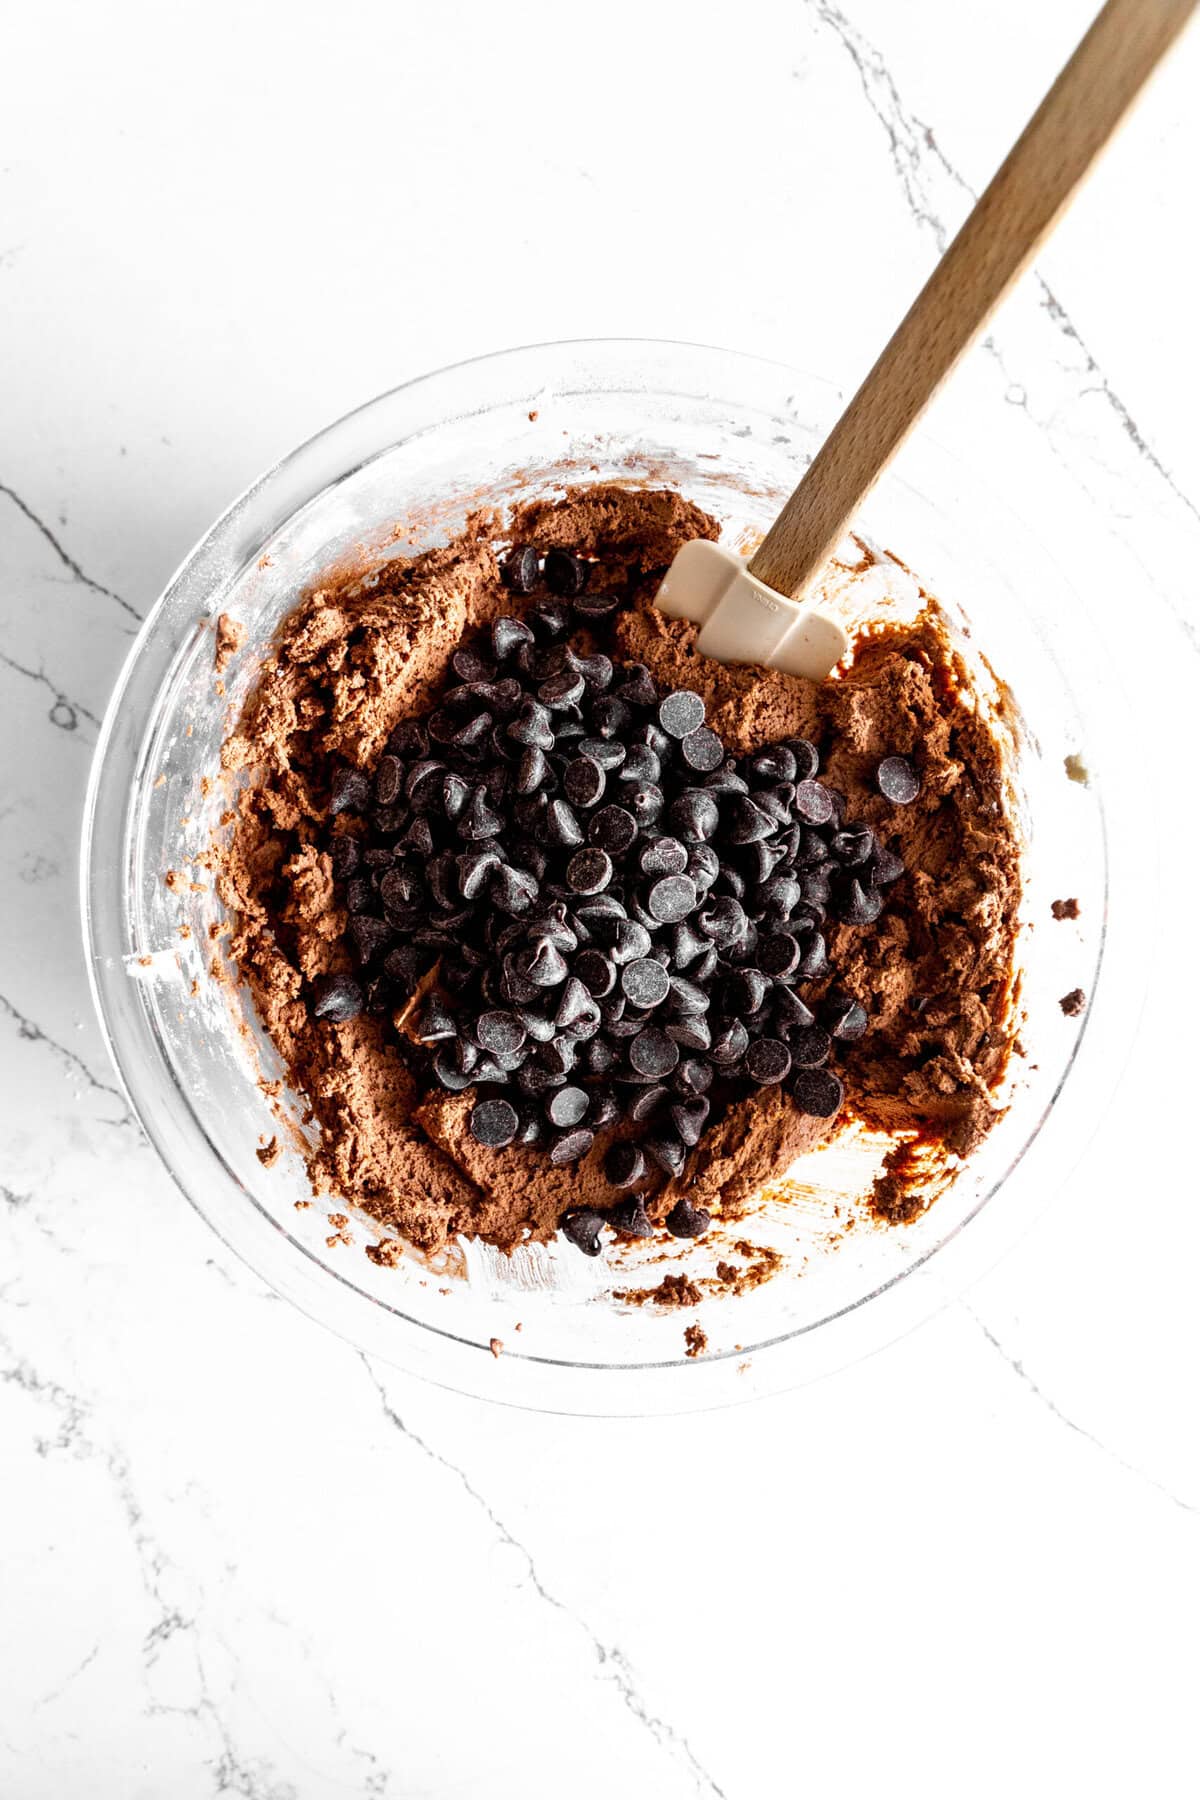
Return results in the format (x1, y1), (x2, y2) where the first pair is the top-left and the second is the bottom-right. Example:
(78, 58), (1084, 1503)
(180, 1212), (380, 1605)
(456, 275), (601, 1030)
(655, 540), (848, 680)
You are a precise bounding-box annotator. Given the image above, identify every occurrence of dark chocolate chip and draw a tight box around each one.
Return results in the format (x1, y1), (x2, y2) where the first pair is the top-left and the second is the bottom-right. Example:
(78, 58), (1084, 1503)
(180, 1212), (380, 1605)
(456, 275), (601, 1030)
(669, 1097), (711, 1146)
(586, 1036), (618, 1075)
(546, 1085), (589, 1128)
(627, 783), (665, 827)
(346, 877), (375, 915)
(564, 756), (606, 808)
(676, 1057), (713, 1096)
(839, 878), (884, 925)
(520, 940), (569, 988)
(545, 799), (584, 848)
(330, 766), (371, 816)
(490, 864), (539, 916)
(578, 736), (627, 771)
(476, 1010), (527, 1057)
(746, 1037), (791, 1084)
(697, 894), (746, 947)
(555, 976), (601, 1035)
(573, 590), (621, 620)
(388, 719), (428, 758)
(619, 743), (662, 786)
(550, 1127), (595, 1165)
(492, 616), (535, 662)
(788, 739), (820, 780)
(824, 995), (869, 1041)
(790, 1026), (832, 1068)
(773, 986), (816, 1032)
(507, 700), (555, 751)
(610, 918), (653, 965)
(615, 664), (658, 708)
(575, 949), (616, 997)
(433, 1050), (473, 1091)
(665, 1196), (710, 1237)
(722, 967), (769, 1015)
(869, 844), (906, 886)
(627, 1084), (669, 1123)
(793, 781), (834, 826)
(566, 847), (613, 895)
(543, 549), (589, 596)
(604, 1152), (651, 1195)
(647, 873), (697, 924)
(667, 790), (720, 843)
(831, 824), (875, 867)
(621, 957), (671, 1009)
(459, 786), (504, 841)
(539, 669), (586, 710)
(658, 689), (706, 738)
(587, 1091), (621, 1130)
(516, 745), (549, 795)
(877, 756), (920, 804)
(796, 932), (829, 979)
(790, 1068), (844, 1119)
(349, 916), (394, 965)
(724, 796), (776, 844)
(311, 973), (364, 1023)
(640, 836), (687, 879)
(589, 804), (638, 854)
(647, 1135), (688, 1180)
(561, 1207), (605, 1253)
(503, 546), (540, 593)
(710, 1019), (749, 1065)
(666, 975), (709, 1016)
(531, 599), (570, 639)
(680, 726), (725, 772)
(470, 1097), (519, 1148)
(759, 932), (802, 978)
(629, 1026), (680, 1078)
(610, 1194), (653, 1236)
(751, 745), (797, 783)
(590, 697), (633, 740)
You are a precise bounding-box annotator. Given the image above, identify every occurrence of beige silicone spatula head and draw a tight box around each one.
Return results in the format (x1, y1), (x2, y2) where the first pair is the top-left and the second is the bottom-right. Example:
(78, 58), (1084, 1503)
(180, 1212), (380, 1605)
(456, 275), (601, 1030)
(657, 0), (1196, 680)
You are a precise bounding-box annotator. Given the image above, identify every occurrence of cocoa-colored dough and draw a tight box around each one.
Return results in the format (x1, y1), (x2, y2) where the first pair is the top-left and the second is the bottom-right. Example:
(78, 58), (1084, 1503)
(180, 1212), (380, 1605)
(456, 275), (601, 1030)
(217, 484), (1021, 1256)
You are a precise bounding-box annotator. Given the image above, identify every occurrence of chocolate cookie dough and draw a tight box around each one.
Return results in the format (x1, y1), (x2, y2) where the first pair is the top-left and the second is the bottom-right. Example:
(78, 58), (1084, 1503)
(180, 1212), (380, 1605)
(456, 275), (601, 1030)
(217, 486), (1021, 1257)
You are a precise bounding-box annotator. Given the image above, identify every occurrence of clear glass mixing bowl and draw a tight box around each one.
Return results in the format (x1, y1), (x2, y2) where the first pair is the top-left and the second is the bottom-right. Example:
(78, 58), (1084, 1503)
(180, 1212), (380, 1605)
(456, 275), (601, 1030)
(82, 340), (1135, 1413)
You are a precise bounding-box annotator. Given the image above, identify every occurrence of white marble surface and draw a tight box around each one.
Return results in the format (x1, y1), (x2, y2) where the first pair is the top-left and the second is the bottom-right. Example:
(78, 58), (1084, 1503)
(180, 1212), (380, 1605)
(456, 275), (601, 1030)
(3, 2), (1199, 1793)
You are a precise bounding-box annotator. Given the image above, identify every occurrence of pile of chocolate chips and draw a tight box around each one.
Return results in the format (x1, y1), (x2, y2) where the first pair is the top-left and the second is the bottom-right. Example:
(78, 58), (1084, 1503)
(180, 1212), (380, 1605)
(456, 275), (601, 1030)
(312, 547), (914, 1243)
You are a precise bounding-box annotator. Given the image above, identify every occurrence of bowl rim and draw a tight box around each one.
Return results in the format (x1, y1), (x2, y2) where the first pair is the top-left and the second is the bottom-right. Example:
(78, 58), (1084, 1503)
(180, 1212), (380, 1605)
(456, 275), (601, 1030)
(80, 336), (1128, 1415)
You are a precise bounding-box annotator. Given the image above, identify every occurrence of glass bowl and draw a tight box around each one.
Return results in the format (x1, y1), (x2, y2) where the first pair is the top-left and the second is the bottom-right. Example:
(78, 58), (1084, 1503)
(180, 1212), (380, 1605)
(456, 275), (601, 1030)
(82, 340), (1135, 1414)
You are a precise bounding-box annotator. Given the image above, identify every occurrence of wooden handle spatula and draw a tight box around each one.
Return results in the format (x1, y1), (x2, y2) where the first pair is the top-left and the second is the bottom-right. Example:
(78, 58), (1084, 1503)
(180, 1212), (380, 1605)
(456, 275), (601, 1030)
(658, 0), (1197, 678)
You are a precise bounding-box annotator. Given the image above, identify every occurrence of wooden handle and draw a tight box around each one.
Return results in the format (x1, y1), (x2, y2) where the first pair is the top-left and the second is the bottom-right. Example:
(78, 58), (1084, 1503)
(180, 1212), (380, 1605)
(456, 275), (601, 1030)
(749, 0), (1196, 601)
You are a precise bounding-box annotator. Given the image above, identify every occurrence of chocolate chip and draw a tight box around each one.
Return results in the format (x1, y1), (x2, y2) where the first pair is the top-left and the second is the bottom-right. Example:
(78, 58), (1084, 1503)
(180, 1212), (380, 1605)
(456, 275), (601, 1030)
(790, 1026), (832, 1068)
(531, 599), (570, 639)
(610, 1194), (653, 1236)
(667, 975), (709, 1016)
(669, 1097), (710, 1146)
(330, 766), (370, 816)
(589, 804), (638, 854)
(676, 1057), (713, 1096)
(520, 940), (569, 988)
(773, 986), (816, 1032)
(647, 873), (697, 924)
(573, 590), (621, 621)
(475, 1010), (527, 1057)
(564, 756), (606, 808)
(750, 745), (797, 783)
(687, 844), (720, 892)
(877, 756), (920, 804)
(796, 932), (829, 979)
(550, 1127), (595, 1165)
(869, 844), (906, 886)
(346, 876), (374, 915)
(724, 796), (776, 845)
(722, 968), (769, 1015)
(758, 932), (802, 978)
(575, 949), (616, 997)
(839, 878), (884, 925)
(388, 719), (428, 758)
(489, 863), (539, 916)
(630, 1026), (680, 1078)
(746, 1037), (791, 1083)
(546, 1085), (589, 1128)
(470, 1097), (519, 1147)
(566, 847), (613, 895)
(621, 957), (671, 1009)
(658, 689), (705, 738)
(539, 669), (586, 710)
(611, 921), (658, 964)
(667, 790), (720, 843)
(561, 1208), (605, 1253)
(647, 1135), (687, 1179)
(493, 616), (534, 662)
(790, 1068), (844, 1118)
(697, 894), (746, 947)
(586, 1036), (618, 1075)
(710, 1020), (749, 1065)
(825, 995), (868, 1041)
(544, 549), (589, 596)
(587, 1091), (621, 1129)
(667, 1014), (711, 1054)
(665, 1196), (710, 1237)
(544, 799), (584, 848)
(792, 781), (834, 826)
(516, 746), (549, 795)
(831, 824), (874, 866)
(627, 783), (664, 827)
(503, 546), (540, 593)
(578, 736), (627, 772)
(627, 1084), (669, 1123)
(680, 726), (724, 772)
(619, 743), (661, 786)
(605, 1142), (648, 1189)
(616, 664), (658, 708)
(349, 916), (394, 965)
(507, 700), (555, 751)
(433, 1050), (473, 1091)
(459, 786), (503, 840)
(311, 973), (364, 1022)
(555, 976), (601, 1035)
